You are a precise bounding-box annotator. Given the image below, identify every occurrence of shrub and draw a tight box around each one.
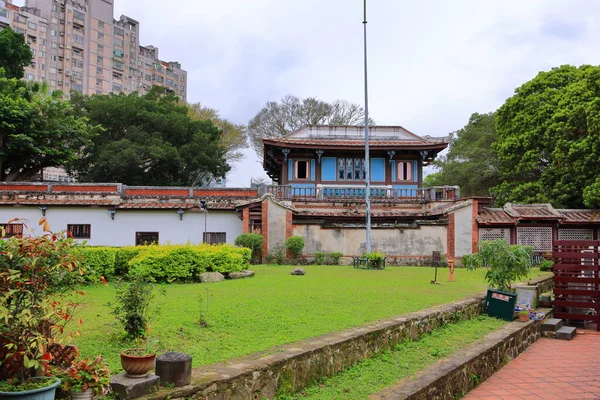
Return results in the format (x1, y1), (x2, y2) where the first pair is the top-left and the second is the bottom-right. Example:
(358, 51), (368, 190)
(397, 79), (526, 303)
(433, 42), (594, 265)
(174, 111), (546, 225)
(114, 246), (141, 276)
(234, 233), (263, 264)
(285, 236), (305, 259)
(463, 239), (533, 292)
(127, 244), (251, 283)
(539, 259), (554, 272)
(314, 252), (325, 265)
(329, 252), (343, 265)
(78, 247), (118, 283)
(0, 219), (85, 381)
(264, 243), (286, 265)
(313, 251), (343, 265)
(109, 279), (157, 339)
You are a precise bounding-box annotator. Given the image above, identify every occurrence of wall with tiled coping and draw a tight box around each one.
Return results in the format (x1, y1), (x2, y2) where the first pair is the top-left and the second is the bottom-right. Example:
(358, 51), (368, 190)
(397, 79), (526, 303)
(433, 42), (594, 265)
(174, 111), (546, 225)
(147, 276), (553, 400)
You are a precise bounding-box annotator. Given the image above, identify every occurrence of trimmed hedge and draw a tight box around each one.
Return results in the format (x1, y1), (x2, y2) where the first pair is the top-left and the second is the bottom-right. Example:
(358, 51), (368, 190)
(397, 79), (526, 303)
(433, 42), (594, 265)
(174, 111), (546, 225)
(78, 244), (251, 283)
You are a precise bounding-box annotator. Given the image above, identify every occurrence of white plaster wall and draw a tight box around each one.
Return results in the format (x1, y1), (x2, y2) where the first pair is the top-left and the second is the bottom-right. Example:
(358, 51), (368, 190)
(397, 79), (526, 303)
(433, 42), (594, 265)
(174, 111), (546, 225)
(267, 199), (287, 252)
(454, 205), (473, 257)
(295, 224), (447, 257)
(0, 207), (242, 246)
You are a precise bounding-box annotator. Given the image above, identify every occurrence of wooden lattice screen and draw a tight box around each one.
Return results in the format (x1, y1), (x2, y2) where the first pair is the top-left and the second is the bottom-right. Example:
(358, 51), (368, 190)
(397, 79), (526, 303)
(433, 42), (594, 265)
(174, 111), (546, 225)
(553, 240), (600, 331)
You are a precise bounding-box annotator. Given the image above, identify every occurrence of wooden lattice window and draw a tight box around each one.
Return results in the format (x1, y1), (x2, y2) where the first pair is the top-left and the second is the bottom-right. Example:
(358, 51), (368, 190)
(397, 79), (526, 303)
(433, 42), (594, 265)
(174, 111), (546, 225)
(478, 228), (511, 242)
(517, 227), (553, 252)
(558, 229), (594, 241)
(0, 223), (23, 238)
(67, 224), (91, 239)
(136, 232), (159, 246)
(203, 232), (226, 245)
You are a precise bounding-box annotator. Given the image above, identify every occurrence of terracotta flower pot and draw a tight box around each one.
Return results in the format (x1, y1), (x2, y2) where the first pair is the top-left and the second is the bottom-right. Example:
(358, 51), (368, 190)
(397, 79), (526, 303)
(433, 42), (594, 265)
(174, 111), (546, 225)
(519, 313), (529, 322)
(120, 350), (156, 378)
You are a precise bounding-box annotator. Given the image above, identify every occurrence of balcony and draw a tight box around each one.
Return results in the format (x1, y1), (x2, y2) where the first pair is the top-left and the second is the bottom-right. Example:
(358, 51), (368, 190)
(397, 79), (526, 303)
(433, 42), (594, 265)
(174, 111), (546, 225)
(258, 185), (460, 202)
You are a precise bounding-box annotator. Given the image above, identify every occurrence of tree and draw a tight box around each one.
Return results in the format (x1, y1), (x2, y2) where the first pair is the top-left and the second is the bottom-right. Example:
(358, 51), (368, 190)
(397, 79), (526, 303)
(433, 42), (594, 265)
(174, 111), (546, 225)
(69, 89), (230, 186)
(248, 95), (374, 159)
(425, 112), (499, 197)
(187, 102), (247, 164)
(492, 65), (600, 208)
(0, 27), (33, 79)
(0, 73), (97, 181)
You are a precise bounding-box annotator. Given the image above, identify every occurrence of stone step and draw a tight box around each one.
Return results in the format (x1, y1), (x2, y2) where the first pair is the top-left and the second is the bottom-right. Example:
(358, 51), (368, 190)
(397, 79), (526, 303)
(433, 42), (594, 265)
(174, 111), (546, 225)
(555, 326), (577, 341)
(541, 318), (563, 332)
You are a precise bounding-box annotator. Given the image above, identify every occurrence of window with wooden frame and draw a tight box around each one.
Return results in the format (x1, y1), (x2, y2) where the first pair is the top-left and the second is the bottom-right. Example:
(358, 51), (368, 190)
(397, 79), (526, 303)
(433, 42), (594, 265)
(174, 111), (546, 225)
(67, 224), (91, 239)
(203, 232), (226, 245)
(397, 161), (413, 181)
(337, 158), (365, 181)
(0, 223), (23, 238)
(295, 160), (310, 180)
(136, 232), (159, 246)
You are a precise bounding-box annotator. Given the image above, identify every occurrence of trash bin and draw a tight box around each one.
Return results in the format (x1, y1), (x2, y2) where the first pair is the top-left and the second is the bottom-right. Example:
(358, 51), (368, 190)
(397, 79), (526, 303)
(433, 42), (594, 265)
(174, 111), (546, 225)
(485, 289), (517, 321)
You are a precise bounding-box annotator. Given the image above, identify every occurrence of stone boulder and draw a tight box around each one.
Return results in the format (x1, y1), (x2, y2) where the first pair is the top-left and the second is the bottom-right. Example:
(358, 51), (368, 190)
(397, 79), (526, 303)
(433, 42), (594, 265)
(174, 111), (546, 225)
(200, 272), (225, 283)
(228, 270), (255, 280)
(290, 267), (306, 276)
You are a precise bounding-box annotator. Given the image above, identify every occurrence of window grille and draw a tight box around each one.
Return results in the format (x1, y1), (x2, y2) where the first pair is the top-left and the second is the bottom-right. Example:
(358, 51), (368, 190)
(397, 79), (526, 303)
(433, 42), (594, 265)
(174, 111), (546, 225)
(136, 232), (159, 246)
(0, 223), (23, 238)
(67, 224), (91, 239)
(558, 229), (593, 241)
(517, 227), (552, 252)
(478, 228), (510, 242)
(203, 232), (226, 245)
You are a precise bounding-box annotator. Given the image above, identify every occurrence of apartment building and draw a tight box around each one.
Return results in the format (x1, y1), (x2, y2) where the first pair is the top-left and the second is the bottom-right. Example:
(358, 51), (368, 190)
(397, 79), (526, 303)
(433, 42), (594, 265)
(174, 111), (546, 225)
(0, 0), (187, 101)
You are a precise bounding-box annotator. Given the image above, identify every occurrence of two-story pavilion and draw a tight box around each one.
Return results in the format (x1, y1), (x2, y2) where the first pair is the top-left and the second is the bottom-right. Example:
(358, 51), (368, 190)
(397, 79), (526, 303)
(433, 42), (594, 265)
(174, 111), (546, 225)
(263, 125), (449, 197)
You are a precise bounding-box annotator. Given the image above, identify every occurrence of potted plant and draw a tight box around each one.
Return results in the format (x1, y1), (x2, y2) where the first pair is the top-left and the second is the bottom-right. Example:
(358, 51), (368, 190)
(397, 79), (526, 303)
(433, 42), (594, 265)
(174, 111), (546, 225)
(0, 377), (61, 400)
(109, 279), (162, 378)
(365, 251), (386, 269)
(464, 239), (533, 321)
(518, 309), (530, 322)
(60, 356), (111, 400)
(0, 218), (85, 398)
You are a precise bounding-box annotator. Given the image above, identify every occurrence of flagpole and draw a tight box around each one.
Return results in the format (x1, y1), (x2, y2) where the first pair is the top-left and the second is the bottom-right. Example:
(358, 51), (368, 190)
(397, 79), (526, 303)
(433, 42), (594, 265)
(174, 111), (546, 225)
(363, 0), (372, 253)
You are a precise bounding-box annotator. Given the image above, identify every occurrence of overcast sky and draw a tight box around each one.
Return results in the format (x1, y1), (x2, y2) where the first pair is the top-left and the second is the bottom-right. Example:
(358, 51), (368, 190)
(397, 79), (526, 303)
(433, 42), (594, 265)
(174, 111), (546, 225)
(18, 0), (600, 187)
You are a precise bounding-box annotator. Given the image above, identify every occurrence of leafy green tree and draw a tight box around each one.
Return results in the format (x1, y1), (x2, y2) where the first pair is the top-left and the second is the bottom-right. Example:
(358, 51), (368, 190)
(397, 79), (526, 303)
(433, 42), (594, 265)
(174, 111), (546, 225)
(426, 112), (499, 197)
(0, 27), (33, 80)
(493, 65), (600, 208)
(70, 89), (229, 186)
(248, 95), (374, 160)
(0, 72), (97, 181)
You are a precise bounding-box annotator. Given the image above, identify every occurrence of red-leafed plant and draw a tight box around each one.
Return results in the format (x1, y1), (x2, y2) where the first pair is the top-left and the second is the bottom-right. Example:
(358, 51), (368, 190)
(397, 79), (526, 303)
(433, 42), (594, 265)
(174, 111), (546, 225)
(61, 355), (111, 395)
(0, 218), (86, 382)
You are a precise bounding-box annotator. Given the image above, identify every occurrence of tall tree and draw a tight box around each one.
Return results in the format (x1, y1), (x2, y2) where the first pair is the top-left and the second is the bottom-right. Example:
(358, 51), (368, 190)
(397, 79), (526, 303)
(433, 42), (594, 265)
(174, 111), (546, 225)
(187, 103), (247, 164)
(0, 27), (33, 79)
(248, 95), (373, 159)
(425, 112), (499, 197)
(0, 73), (97, 181)
(492, 65), (600, 208)
(70, 88), (229, 186)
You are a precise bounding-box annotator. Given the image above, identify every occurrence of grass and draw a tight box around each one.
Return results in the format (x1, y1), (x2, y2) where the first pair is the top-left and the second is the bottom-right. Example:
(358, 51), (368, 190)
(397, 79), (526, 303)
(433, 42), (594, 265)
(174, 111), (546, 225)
(67, 265), (549, 372)
(277, 315), (507, 400)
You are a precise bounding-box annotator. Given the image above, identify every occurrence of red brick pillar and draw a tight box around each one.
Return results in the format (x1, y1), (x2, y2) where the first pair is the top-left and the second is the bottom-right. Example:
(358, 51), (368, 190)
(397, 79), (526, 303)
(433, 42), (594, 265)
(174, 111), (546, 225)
(472, 199), (479, 253)
(447, 213), (455, 260)
(261, 199), (269, 256)
(242, 208), (250, 234)
(285, 209), (294, 258)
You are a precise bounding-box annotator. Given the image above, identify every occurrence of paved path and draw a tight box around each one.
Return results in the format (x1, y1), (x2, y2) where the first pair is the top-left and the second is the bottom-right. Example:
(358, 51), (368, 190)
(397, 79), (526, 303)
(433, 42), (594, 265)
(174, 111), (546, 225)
(463, 331), (600, 400)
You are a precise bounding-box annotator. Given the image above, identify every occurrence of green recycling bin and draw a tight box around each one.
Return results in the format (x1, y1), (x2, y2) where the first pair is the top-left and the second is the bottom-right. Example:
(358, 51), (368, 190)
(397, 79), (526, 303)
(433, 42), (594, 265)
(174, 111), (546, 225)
(485, 289), (517, 321)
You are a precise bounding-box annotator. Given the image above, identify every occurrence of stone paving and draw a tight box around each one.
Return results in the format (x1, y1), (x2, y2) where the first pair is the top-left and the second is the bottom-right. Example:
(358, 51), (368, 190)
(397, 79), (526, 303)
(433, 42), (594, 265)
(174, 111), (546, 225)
(463, 330), (600, 400)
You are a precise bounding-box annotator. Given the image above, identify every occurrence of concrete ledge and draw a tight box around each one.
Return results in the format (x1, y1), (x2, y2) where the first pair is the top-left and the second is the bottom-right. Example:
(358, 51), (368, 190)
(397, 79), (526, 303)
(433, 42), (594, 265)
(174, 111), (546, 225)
(146, 295), (486, 400)
(370, 320), (541, 400)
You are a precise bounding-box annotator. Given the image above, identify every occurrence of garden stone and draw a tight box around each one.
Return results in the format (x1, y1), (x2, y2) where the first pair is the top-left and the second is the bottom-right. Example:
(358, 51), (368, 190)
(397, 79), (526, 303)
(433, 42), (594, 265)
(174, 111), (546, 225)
(228, 270), (255, 279)
(110, 372), (160, 399)
(200, 272), (225, 283)
(290, 267), (306, 275)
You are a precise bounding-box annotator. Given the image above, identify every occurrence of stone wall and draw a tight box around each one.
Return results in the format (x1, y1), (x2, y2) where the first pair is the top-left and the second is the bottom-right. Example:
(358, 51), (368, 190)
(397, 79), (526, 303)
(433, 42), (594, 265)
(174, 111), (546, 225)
(371, 321), (541, 399)
(147, 296), (485, 400)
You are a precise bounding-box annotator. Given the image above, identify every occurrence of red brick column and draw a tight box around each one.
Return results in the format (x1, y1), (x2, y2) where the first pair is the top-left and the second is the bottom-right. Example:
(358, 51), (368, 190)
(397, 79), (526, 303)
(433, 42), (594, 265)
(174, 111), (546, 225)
(261, 199), (269, 255)
(242, 208), (250, 234)
(285, 210), (294, 258)
(471, 199), (479, 253)
(447, 213), (455, 260)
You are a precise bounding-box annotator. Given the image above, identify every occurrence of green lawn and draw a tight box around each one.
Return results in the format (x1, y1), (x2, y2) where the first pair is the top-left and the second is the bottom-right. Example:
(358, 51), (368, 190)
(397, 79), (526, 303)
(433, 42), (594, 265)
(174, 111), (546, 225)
(278, 315), (507, 400)
(68, 266), (549, 371)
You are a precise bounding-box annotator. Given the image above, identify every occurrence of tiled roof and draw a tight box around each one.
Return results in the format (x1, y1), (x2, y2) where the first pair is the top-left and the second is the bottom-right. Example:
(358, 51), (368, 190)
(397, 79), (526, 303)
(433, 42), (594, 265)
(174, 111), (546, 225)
(0, 198), (119, 206)
(477, 208), (516, 225)
(503, 203), (563, 220)
(558, 209), (600, 223)
(264, 138), (445, 147)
